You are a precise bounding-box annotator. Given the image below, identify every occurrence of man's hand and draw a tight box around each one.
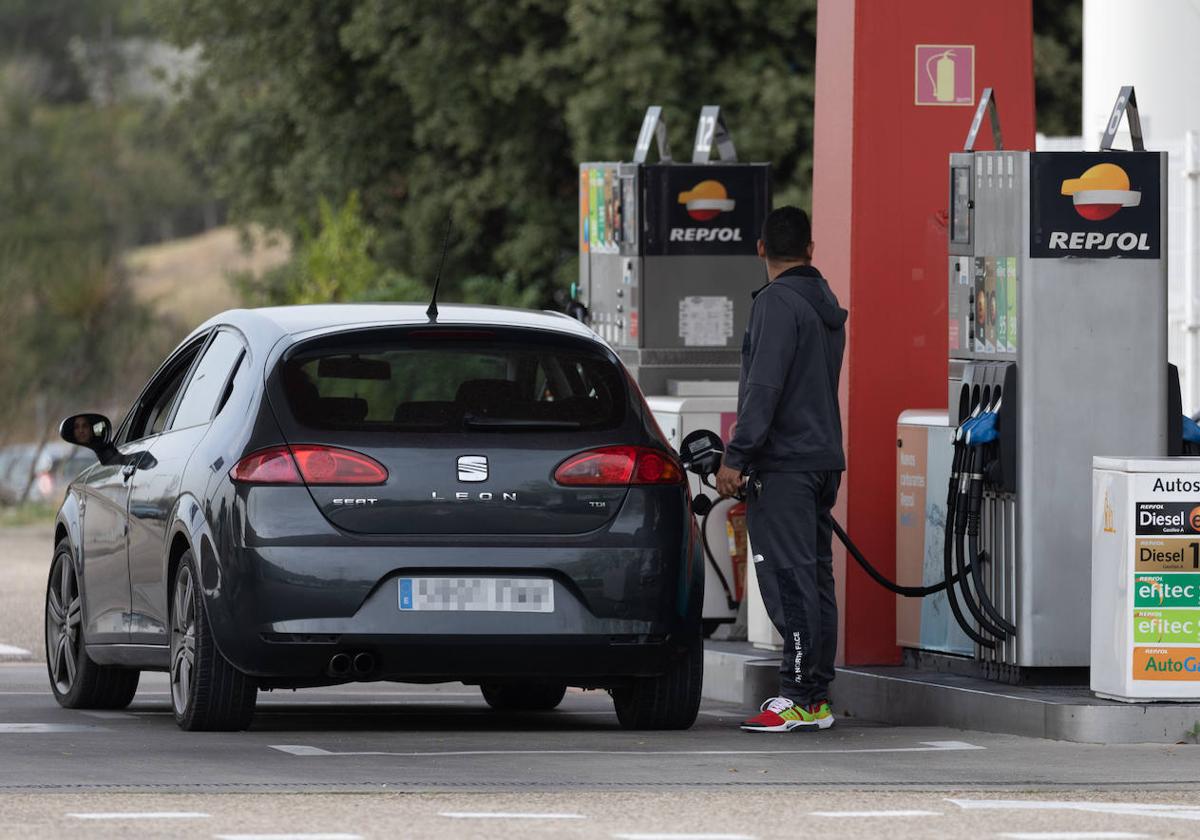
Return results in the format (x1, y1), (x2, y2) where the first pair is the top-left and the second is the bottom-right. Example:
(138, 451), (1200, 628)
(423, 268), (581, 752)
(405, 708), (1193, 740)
(715, 461), (745, 498)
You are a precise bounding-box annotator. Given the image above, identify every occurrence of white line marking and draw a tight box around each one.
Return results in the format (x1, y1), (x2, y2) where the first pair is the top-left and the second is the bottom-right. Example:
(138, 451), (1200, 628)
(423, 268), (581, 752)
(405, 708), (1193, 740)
(999, 834), (1151, 839)
(0, 723), (105, 733)
(68, 812), (210, 820)
(215, 835), (362, 840)
(811, 810), (941, 818)
(80, 711), (135, 719)
(270, 740), (982, 758)
(440, 812), (586, 820)
(214, 835), (362, 840)
(0, 644), (32, 656)
(613, 834), (756, 840)
(950, 798), (1200, 822)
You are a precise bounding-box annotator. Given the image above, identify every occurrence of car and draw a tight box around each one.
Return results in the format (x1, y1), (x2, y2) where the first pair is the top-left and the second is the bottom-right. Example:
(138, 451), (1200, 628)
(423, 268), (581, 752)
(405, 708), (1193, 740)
(47, 304), (704, 731)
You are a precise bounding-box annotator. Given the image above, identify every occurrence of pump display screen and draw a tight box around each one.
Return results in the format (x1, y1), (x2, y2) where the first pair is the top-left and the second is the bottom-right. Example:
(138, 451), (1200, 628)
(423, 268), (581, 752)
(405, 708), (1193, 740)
(950, 166), (971, 244)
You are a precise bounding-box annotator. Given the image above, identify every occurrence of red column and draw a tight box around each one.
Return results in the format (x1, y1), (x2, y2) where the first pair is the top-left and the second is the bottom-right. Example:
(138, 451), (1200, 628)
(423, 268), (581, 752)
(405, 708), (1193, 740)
(811, 0), (1036, 664)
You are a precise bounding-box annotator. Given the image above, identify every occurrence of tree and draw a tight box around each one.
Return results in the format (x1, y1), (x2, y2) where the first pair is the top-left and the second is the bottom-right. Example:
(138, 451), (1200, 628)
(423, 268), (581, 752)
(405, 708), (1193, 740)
(160, 0), (818, 304)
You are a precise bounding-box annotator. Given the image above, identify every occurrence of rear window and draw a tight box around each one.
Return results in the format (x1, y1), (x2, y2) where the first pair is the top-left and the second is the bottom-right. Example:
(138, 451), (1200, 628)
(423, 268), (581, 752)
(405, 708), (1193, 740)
(281, 331), (626, 432)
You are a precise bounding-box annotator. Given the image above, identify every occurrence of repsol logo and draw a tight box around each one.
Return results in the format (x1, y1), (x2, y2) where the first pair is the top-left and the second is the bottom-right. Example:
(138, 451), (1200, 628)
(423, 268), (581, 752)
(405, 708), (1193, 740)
(1152, 478), (1200, 493)
(1047, 231), (1152, 252)
(668, 227), (744, 243)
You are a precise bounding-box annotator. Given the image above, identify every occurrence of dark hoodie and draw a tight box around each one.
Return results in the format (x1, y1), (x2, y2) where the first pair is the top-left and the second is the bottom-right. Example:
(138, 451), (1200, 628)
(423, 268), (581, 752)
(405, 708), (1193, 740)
(724, 264), (848, 473)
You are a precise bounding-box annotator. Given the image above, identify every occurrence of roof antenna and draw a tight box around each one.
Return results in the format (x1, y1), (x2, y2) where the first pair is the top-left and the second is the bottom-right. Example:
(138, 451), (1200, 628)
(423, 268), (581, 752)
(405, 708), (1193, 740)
(426, 214), (452, 321)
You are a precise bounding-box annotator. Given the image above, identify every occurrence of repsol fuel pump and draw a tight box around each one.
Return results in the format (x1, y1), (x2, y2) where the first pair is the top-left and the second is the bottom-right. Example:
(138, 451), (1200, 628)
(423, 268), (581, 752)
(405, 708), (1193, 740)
(931, 87), (1173, 675)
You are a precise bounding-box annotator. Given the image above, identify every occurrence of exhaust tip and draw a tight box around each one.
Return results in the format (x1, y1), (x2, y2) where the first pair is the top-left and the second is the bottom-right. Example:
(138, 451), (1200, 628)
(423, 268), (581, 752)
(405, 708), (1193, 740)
(352, 652), (375, 677)
(328, 652), (352, 677)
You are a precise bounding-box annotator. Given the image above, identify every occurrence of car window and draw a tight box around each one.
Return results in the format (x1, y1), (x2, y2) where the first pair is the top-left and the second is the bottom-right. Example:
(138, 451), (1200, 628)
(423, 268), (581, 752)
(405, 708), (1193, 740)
(124, 347), (202, 444)
(281, 333), (625, 432)
(170, 331), (245, 431)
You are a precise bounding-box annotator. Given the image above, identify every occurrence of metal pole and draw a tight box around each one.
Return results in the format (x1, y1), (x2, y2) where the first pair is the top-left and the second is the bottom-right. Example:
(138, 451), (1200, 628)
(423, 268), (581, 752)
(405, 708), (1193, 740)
(1185, 130), (1199, 414)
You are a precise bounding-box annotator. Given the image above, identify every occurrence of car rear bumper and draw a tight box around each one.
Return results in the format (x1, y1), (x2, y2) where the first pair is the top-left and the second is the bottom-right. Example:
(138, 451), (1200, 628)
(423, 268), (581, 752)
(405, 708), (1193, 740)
(253, 633), (689, 689)
(201, 543), (702, 685)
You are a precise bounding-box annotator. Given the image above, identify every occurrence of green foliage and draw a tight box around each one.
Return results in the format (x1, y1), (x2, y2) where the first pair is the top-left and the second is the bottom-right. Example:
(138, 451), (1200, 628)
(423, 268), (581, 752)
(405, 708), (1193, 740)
(1034, 0), (1082, 136)
(158, 0), (818, 306)
(163, 0), (1079, 308)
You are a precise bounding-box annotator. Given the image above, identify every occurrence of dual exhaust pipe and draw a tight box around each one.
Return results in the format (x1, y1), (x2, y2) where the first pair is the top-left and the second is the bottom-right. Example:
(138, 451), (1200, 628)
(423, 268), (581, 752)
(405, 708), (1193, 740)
(327, 651), (375, 679)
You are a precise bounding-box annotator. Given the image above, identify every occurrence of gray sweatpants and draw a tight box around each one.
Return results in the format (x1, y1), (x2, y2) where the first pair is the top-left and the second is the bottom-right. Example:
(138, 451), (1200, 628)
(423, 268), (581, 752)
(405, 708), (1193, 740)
(746, 470), (841, 706)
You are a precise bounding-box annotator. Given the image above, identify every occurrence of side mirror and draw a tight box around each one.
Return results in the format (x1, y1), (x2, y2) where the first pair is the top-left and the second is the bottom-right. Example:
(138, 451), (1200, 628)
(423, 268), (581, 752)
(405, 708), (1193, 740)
(680, 428), (724, 477)
(60, 413), (112, 451)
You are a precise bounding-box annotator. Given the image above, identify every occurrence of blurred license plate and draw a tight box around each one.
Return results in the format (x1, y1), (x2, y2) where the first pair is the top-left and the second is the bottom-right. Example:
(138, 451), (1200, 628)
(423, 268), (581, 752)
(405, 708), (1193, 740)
(398, 577), (554, 612)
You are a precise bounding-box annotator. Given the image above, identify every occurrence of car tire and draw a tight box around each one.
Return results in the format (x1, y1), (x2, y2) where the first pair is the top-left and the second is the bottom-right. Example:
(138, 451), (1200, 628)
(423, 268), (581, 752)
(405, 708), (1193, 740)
(45, 540), (140, 710)
(480, 682), (567, 711)
(170, 549), (257, 731)
(612, 633), (703, 730)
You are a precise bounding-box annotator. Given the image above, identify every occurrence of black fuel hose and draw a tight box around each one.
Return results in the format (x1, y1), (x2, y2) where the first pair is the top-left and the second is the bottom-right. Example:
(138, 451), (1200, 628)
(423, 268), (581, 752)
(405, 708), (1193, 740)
(942, 443), (995, 648)
(831, 518), (973, 598)
(966, 462), (1017, 637)
(699, 503), (739, 610)
(954, 447), (1007, 641)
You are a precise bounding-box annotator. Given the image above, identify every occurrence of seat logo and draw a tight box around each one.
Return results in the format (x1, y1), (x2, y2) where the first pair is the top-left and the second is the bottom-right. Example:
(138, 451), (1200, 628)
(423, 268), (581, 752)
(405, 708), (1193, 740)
(457, 455), (488, 482)
(1060, 162), (1141, 221)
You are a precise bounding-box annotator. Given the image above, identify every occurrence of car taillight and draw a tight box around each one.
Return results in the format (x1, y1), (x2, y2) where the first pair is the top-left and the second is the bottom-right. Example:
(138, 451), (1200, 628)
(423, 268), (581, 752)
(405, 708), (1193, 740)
(230, 445), (388, 485)
(554, 446), (683, 486)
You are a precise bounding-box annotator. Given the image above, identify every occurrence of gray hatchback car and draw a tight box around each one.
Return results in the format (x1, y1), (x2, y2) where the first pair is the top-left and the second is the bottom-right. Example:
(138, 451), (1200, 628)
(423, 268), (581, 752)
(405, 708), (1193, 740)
(48, 305), (704, 731)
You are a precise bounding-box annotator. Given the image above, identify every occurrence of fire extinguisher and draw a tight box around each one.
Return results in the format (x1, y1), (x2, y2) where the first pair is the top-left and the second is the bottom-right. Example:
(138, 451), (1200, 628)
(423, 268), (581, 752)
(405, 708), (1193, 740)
(926, 49), (956, 103)
(725, 502), (748, 603)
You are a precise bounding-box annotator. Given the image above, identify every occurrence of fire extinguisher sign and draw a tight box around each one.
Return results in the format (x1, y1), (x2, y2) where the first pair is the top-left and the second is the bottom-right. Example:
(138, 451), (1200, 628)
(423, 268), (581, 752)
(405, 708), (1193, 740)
(914, 44), (975, 107)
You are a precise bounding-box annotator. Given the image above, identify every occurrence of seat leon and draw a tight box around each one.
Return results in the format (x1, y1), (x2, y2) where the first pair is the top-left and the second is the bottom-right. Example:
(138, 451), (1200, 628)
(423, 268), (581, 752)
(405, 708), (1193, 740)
(47, 304), (703, 731)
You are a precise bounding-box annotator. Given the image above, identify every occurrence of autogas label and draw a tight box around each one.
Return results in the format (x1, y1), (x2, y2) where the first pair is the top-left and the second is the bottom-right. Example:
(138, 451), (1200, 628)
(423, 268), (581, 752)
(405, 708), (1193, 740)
(1133, 538), (1200, 571)
(1132, 646), (1200, 680)
(1135, 502), (1200, 535)
(1133, 609), (1200, 644)
(1134, 573), (1200, 608)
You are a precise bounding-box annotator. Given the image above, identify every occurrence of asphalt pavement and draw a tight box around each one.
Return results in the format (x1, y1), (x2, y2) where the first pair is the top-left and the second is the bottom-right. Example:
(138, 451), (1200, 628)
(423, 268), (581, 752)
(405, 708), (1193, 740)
(5, 524), (1200, 838)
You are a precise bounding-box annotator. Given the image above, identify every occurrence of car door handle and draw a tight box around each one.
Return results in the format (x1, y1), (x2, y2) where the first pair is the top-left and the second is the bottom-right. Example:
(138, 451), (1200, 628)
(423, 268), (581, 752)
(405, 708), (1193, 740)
(121, 464), (137, 482)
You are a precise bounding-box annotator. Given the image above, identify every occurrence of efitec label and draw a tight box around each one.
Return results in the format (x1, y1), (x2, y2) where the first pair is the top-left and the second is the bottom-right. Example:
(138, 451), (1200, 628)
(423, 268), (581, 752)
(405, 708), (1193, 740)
(1134, 573), (1200, 608)
(1133, 646), (1200, 681)
(1133, 609), (1200, 645)
(1135, 502), (1200, 536)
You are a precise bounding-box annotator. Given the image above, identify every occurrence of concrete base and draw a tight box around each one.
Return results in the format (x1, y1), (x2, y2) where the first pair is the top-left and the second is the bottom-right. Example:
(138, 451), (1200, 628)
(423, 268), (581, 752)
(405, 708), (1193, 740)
(703, 641), (1200, 744)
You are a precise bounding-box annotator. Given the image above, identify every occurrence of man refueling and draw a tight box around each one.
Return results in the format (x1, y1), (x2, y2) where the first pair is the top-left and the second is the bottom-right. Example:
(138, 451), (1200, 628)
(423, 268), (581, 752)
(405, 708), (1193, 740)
(715, 206), (847, 733)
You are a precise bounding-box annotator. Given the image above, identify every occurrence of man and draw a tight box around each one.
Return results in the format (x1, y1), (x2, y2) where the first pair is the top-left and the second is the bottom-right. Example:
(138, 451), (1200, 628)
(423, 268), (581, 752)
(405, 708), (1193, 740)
(715, 206), (847, 733)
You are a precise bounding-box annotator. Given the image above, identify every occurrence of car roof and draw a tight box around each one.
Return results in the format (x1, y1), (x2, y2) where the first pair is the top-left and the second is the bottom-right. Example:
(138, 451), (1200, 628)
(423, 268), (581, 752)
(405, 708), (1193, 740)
(193, 303), (603, 348)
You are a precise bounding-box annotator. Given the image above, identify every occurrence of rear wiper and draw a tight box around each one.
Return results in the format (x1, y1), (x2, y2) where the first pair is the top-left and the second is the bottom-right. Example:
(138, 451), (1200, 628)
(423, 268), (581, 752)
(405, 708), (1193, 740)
(462, 413), (581, 430)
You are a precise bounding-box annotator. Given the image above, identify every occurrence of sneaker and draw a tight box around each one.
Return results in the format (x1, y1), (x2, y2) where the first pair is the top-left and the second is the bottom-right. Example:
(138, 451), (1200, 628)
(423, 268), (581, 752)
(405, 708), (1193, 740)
(740, 697), (835, 732)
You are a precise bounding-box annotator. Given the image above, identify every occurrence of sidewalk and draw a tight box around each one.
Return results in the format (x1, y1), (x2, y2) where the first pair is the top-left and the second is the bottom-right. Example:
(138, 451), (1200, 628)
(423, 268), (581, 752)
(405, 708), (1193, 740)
(703, 639), (1200, 744)
(0, 524), (51, 662)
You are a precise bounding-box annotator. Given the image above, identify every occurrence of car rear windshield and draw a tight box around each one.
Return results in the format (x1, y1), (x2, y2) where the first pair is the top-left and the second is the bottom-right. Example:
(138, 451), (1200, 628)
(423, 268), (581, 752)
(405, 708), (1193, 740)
(281, 329), (627, 432)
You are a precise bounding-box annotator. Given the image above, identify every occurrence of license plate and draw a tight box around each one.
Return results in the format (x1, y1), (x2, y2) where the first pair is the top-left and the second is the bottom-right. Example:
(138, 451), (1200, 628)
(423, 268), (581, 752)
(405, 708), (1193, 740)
(398, 577), (555, 613)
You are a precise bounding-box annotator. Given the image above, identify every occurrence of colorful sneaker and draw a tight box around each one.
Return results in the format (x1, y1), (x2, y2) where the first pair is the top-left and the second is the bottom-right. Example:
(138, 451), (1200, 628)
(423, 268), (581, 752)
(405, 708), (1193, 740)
(740, 697), (835, 732)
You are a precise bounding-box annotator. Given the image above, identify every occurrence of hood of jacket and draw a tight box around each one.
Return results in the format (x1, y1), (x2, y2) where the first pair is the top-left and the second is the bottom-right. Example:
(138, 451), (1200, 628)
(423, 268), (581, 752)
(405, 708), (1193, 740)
(767, 265), (848, 330)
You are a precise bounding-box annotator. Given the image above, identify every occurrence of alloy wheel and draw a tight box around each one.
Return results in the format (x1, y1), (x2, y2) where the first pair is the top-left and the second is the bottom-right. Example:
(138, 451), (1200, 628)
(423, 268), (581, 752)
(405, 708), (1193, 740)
(45, 551), (82, 695)
(170, 565), (197, 716)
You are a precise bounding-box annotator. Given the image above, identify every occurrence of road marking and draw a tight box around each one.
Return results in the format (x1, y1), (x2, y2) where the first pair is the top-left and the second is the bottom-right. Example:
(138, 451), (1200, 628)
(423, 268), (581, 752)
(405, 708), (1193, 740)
(214, 835), (362, 840)
(68, 812), (210, 820)
(613, 834), (756, 840)
(270, 739), (983, 758)
(0, 644), (31, 656)
(440, 812), (586, 820)
(0, 723), (106, 733)
(811, 810), (941, 818)
(999, 834), (1151, 839)
(80, 711), (135, 719)
(950, 798), (1200, 822)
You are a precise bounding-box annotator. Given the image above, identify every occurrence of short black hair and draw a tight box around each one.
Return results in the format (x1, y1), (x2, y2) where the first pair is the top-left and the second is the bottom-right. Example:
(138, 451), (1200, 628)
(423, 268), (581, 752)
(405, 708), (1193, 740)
(761, 206), (812, 261)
